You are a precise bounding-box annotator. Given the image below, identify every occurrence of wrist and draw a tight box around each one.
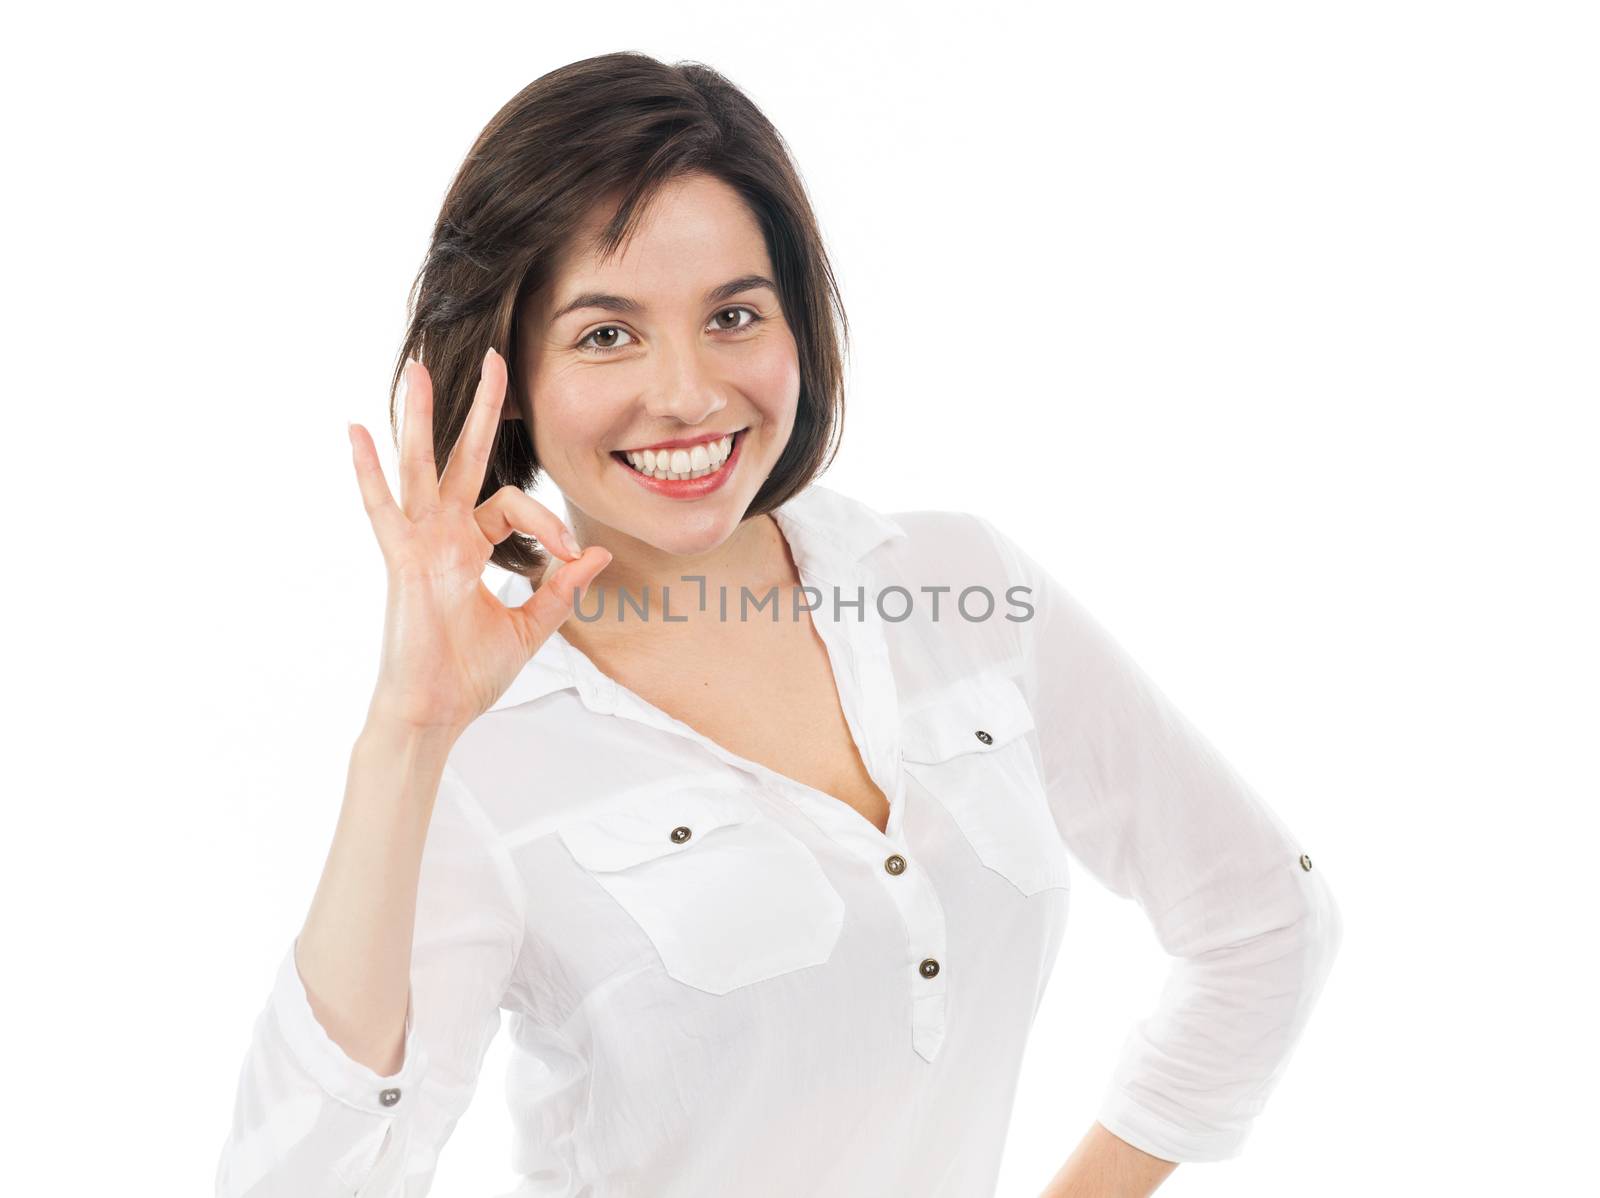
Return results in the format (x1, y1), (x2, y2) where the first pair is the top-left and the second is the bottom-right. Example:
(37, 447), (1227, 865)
(354, 713), (462, 769)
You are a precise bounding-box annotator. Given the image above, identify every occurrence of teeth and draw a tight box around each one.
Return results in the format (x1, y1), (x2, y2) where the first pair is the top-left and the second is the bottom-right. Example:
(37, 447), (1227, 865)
(623, 433), (737, 481)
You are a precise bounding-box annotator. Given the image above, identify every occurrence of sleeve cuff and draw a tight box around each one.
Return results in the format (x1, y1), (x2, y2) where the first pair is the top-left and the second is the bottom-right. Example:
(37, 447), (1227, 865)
(1094, 1087), (1251, 1164)
(270, 936), (430, 1117)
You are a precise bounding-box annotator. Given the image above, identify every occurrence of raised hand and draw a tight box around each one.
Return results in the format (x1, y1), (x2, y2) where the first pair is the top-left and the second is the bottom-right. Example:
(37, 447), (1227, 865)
(346, 346), (611, 736)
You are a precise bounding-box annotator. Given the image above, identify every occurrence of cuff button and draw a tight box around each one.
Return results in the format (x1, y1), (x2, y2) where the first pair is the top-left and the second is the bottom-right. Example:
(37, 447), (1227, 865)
(379, 1087), (402, 1107)
(974, 730), (993, 745)
(1299, 853), (1313, 871)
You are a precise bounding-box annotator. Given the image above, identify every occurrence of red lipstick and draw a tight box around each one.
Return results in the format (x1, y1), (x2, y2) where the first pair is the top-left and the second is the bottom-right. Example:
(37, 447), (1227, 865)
(611, 430), (744, 500)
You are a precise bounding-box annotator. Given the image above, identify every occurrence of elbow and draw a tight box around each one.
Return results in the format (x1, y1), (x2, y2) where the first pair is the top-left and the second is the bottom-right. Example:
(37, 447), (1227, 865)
(1295, 868), (1344, 988)
(1251, 870), (1343, 1030)
(1206, 868), (1345, 1019)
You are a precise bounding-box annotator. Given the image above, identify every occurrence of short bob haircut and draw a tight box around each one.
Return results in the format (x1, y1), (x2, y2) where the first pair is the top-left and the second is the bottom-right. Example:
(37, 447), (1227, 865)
(388, 52), (850, 579)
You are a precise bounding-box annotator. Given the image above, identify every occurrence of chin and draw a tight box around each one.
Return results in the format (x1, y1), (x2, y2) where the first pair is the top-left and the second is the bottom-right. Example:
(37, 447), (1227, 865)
(627, 504), (749, 558)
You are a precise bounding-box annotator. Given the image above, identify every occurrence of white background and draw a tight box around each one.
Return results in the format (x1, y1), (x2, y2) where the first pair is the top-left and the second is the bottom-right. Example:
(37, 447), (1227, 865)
(4, 2), (1595, 1194)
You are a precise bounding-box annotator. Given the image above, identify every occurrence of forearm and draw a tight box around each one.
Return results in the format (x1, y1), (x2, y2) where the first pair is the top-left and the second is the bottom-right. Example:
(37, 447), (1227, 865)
(292, 717), (460, 1076)
(1039, 1121), (1178, 1198)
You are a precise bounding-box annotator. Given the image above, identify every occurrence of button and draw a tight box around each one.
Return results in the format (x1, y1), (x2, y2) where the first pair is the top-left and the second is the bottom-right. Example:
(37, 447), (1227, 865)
(379, 1087), (402, 1107)
(919, 958), (940, 978)
(1299, 853), (1313, 871)
(884, 853), (906, 876)
(974, 730), (993, 745)
(671, 826), (692, 844)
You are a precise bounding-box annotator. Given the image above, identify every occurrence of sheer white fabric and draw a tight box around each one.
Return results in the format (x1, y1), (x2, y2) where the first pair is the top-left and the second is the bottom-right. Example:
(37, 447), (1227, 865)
(216, 482), (1342, 1196)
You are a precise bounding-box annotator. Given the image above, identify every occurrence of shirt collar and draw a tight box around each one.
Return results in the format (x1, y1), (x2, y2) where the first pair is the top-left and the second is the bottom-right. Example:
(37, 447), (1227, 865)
(486, 482), (906, 714)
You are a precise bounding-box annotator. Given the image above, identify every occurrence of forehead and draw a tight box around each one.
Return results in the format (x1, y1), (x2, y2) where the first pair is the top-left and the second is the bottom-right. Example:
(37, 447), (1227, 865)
(552, 173), (772, 297)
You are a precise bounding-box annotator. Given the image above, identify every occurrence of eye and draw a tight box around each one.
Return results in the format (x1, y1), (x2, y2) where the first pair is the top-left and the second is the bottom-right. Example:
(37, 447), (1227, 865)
(709, 305), (763, 333)
(577, 324), (636, 354)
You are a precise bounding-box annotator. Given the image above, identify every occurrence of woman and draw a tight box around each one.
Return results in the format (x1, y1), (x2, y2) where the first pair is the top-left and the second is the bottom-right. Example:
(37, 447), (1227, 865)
(217, 52), (1342, 1198)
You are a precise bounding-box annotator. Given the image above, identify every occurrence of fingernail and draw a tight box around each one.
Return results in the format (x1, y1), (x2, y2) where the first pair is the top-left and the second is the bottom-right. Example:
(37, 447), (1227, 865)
(562, 530), (581, 557)
(484, 346), (497, 367)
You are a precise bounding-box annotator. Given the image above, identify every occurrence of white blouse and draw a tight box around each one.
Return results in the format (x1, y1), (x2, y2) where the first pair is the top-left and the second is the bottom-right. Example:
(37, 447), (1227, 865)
(216, 482), (1343, 1197)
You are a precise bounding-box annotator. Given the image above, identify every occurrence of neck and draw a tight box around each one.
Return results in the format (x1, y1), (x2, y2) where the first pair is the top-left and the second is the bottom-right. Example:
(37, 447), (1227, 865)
(543, 507), (802, 641)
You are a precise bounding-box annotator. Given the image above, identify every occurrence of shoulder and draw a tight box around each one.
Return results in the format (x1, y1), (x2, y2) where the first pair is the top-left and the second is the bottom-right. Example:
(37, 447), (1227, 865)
(784, 481), (1010, 575)
(872, 504), (1021, 594)
(802, 491), (1038, 671)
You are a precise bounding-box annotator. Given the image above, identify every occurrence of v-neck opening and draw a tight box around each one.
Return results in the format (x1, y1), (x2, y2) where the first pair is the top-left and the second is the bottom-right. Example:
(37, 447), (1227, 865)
(547, 513), (903, 843)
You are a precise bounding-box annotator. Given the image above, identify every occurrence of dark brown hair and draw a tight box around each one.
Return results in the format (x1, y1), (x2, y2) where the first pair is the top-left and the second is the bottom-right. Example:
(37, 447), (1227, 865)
(387, 52), (850, 578)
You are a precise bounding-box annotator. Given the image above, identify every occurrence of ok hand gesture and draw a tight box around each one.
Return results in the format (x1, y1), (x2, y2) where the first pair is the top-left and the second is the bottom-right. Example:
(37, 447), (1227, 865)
(346, 347), (611, 736)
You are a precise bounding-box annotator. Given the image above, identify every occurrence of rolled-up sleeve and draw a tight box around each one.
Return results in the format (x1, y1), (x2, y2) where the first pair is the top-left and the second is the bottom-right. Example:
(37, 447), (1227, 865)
(216, 764), (526, 1196)
(979, 516), (1343, 1163)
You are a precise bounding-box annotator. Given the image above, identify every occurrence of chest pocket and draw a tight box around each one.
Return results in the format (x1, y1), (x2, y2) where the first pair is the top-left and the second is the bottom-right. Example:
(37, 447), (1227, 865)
(557, 788), (846, 995)
(900, 672), (1072, 897)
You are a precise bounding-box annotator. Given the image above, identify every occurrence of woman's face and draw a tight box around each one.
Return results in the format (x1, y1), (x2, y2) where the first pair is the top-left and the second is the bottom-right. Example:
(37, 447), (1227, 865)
(515, 172), (801, 560)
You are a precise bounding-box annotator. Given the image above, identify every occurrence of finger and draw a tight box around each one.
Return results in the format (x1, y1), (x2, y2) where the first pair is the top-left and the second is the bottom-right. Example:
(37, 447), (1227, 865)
(347, 422), (409, 554)
(511, 547), (612, 647)
(474, 486), (583, 560)
(440, 346), (507, 509)
(397, 358), (439, 517)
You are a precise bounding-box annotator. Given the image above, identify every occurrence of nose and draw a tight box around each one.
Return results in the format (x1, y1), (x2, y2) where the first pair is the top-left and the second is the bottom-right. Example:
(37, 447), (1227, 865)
(641, 339), (728, 427)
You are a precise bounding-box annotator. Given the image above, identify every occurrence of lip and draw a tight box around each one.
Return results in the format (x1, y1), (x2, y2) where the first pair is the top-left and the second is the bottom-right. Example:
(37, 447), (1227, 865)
(616, 429), (743, 454)
(612, 429), (744, 500)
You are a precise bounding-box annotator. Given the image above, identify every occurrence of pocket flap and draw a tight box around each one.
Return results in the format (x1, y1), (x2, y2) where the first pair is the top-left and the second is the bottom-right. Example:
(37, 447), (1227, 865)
(900, 673), (1036, 763)
(558, 788), (758, 873)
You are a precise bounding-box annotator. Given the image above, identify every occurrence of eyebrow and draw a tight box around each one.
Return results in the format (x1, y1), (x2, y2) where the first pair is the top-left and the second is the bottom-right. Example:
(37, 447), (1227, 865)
(549, 274), (778, 324)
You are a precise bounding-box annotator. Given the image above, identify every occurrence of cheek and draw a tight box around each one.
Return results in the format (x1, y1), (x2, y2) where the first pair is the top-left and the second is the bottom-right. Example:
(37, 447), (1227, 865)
(528, 377), (629, 460)
(740, 334), (802, 421)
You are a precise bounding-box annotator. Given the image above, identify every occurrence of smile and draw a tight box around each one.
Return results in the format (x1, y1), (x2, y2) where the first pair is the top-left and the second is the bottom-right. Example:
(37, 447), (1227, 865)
(613, 431), (740, 481)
